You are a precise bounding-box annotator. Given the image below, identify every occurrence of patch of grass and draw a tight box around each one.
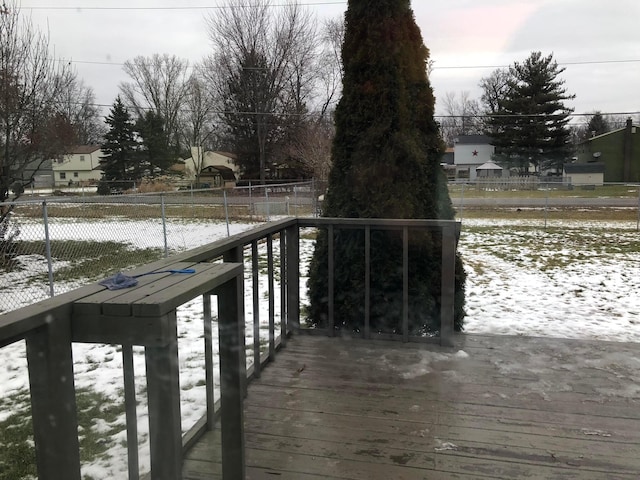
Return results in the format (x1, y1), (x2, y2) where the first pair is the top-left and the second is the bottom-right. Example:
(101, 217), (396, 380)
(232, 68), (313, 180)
(461, 223), (640, 274)
(0, 387), (124, 480)
(449, 184), (639, 199)
(0, 389), (35, 480)
(458, 207), (638, 222)
(10, 240), (163, 282)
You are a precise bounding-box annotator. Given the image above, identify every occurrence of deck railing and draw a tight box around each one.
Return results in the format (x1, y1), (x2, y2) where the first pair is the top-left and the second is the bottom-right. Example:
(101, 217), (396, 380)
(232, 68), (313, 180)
(0, 217), (460, 480)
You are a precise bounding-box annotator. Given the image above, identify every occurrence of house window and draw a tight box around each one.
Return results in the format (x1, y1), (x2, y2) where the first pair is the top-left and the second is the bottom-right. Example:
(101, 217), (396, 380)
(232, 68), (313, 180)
(60, 172), (66, 180)
(73, 172), (79, 178)
(80, 155), (85, 162)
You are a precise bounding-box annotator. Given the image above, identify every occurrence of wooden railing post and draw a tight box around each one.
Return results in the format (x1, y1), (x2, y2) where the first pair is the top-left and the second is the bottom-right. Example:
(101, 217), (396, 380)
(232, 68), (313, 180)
(122, 344), (140, 480)
(327, 225), (335, 336)
(279, 233), (287, 347)
(250, 241), (261, 378)
(25, 313), (81, 480)
(145, 311), (182, 480)
(402, 227), (409, 343)
(203, 293), (216, 427)
(285, 224), (300, 333)
(364, 225), (371, 339)
(224, 246), (247, 396)
(440, 223), (457, 347)
(267, 235), (276, 360)
(216, 277), (246, 480)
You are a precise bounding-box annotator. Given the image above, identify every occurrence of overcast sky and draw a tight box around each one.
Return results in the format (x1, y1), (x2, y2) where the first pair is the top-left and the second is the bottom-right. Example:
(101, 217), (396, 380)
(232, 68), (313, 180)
(20, 0), (640, 125)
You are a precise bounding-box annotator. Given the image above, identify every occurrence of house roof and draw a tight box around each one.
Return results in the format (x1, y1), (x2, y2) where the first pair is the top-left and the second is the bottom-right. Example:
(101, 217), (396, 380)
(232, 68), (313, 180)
(577, 123), (639, 144)
(213, 151), (238, 159)
(65, 145), (101, 154)
(454, 135), (492, 145)
(476, 161), (503, 170)
(563, 162), (605, 174)
(201, 165), (237, 181)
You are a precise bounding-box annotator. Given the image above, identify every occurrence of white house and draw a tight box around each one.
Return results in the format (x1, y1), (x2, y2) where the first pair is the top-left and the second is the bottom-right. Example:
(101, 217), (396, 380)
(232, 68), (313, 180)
(51, 145), (104, 187)
(453, 135), (495, 181)
(182, 148), (240, 186)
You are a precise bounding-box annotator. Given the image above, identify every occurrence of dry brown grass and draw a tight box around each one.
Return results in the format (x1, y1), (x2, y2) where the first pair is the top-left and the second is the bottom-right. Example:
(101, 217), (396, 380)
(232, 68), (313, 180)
(458, 207), (638, 222)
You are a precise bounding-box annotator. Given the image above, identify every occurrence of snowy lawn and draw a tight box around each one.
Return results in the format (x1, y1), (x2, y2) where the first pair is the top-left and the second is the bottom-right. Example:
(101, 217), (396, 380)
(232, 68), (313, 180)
(460, 218), (640, 342)
(1, 215), (640, 478)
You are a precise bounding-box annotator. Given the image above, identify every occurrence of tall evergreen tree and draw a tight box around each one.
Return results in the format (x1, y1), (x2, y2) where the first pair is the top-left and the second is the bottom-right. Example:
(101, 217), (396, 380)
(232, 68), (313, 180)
(486, 51), (575, 174)
(307, 0), (465, 334)
(99, 97), (139, 192)
(136, 110), (174, 176)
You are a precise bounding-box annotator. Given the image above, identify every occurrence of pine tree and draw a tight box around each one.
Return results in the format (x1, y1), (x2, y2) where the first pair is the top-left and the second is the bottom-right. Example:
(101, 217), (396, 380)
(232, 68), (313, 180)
(486, 51), (575, 175)
(99, 97), (139, 192)
(584, 111), (610, 138)
(136, 110), (174, 176)
(307, 0), (465, 334)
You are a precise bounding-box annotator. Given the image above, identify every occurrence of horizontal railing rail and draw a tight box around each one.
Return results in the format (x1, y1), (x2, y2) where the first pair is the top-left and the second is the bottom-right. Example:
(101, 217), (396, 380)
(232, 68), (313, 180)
(0, 217), (459, 480)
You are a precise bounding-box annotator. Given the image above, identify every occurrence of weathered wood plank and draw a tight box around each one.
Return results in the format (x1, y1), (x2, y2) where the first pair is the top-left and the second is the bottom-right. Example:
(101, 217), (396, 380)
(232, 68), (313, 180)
(182, 334), (640, 479)
(237, 407), (640, 466)
(71, 261), (192, 318)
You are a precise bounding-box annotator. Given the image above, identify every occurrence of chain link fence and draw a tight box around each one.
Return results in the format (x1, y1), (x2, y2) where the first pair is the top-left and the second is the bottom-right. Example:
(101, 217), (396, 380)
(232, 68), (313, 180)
(4, 179), (639, 314)
(0, 181), (320, 314)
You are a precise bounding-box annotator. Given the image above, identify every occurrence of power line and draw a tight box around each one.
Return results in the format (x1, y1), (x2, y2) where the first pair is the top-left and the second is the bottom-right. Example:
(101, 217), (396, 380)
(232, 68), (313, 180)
(52, 98), (640, 120)
(60, 57), (640, 70)
(22, 2), (347, 11)
(432, 58), (640, 70)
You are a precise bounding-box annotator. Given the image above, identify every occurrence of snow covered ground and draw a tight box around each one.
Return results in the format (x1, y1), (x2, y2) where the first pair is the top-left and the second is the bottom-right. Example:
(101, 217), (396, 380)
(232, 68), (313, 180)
(459, 217), (640, 342)
(1, 215), (640, 478)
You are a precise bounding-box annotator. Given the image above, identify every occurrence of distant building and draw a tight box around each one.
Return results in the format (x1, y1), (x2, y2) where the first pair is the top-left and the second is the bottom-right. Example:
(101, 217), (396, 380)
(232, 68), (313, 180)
(453, 135), (495, 181)
(563, 162), (605, 186)
(476, 161), (504, 178)
(51, 146), (104, 187)
(440, 147), (455, 179)
(21, 159), (53, 188)
(182, 148), (239, 187)
(575, 119), (639, 182)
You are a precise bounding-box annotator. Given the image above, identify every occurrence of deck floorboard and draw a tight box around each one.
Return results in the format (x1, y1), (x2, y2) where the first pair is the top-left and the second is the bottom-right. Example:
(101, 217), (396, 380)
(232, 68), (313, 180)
(183, 333), (640, 479)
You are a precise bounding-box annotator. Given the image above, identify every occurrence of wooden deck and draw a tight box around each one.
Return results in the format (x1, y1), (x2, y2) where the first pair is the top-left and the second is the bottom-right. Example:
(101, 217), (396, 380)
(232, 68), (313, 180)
(183, 333), (640, 479)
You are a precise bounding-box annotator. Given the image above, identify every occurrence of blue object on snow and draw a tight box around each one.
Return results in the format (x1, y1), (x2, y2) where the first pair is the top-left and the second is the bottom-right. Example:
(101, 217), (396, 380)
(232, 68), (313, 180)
(99, 272), (139, 290)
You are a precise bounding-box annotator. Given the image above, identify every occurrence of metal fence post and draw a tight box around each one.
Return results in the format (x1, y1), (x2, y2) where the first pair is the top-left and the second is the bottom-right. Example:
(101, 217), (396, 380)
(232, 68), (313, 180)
(265, 187), (270, 221)
(161, 194), (168, 258)
(42, 201), (55, 297)
(544, 187), (549, 230)
(248, 181), (253, 221)
(224, 190), (230, 237)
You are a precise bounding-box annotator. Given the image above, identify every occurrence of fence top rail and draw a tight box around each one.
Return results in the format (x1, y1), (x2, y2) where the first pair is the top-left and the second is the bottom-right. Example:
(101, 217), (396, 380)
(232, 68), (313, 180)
(298, 217), (461, 229)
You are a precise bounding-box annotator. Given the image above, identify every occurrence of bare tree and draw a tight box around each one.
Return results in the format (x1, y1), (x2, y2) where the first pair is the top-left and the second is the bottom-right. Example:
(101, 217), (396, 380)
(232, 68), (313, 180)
(57, 73), (105, 144)
(119, 54), (191, 153)
(204, 0), (319, 183)
(286, 116), (333, 181)
(1, 0), (75, 209)
(315, 16), (344, 117)
(439, 91), (482, 146)
(180, 69), (222, 186)
(479, 68), (511, 113)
